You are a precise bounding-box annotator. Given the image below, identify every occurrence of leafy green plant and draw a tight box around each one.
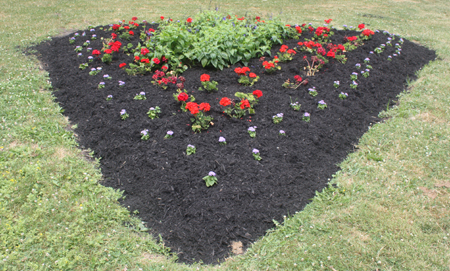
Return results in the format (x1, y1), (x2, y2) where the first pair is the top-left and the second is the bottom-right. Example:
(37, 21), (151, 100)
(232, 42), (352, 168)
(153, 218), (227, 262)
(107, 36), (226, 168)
(140, 10), (299, 72)
(203, 171), (218, 187)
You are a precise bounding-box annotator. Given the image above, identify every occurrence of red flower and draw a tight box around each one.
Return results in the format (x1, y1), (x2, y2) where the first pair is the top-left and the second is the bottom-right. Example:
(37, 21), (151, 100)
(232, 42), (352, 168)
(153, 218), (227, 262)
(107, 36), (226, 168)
(249, 72), (257, 78)
(141, 48), (150, 56)
(162, 65), (168, 70)
(119, 63), (126, 68)
(199, 103), (210, 112)
(358, 23), (365, 30)
(315, 29), (323, 36)
(160, 16), (164, 20)
(135, 56), (140, 61)
(285, 24), (291, 27)
(111, 33), (117, 39)
(252, 90), (263, 98)
(129, 30), (134, 36)
(162, 56), (168, 62)
(255, 16), (260, 20)
(325, 19), (332, 24)
(187, 17), (193, 23)
(132, 16), (138, 21)
(219, 97), (231, 107)
(308, 26), (314, 33)
(177, 92), (189, 102)
(148, 28), (155, 32)
(153, 58), (160, 64)
(279, 45), (288, 53)
(240, 99), (250, 109)
(287, 49), (296, 55)
(338, 44), (345, 51)
(326, 51), (335, 58)
(298, 42), (304, 46)
(347, 36), (358, 42)
(92, 50), (101, 56)
(362, 29), (374, 37)
(104, 49), (112, 54)
(242, 67), (251, 73)
(134, 23), (139, 27)
(111, 41), (122, 52)
(295, 26), (302, 34)
(294, 75), (302, 82)
(141, 58), (150, 64)
(185, 102), (199, 115)
(200, 74), (210, 82)
(124, 26), (130, 30)
(112, 24), (120, 31)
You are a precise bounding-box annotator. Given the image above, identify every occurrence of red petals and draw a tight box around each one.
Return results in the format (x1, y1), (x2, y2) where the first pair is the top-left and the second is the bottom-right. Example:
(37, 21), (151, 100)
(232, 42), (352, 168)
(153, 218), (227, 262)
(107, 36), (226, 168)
(200, 74), (210, 82)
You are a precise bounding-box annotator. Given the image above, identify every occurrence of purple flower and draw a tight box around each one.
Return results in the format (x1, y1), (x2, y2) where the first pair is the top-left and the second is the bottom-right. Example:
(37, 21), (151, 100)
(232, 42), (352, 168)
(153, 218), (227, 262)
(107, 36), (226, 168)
(92, 34), (96, 38)
(208, 171), (216, 177)
(352, 81), (358, 86)
(352, 72), (358, 76)
(118, 81), (125, 86)
(341, 92), (348, 97)
(91, 68), (96, 71)
(90, 29), (95, 32)
(70, 37), (75, 40)
(85, 40), (90, 43)
(219, 136), (226, 143)
(318, 100), (326, 105)
(120, 109), (126, 115)
(99, 82), (105, 85)
(74, 33), (79, 36)
(96, 67), (102, 71)
(355, 63), (361, 68)
(107, 95), (113, 99)
(252, 149), (259, 154)
(364, 58), (370, 62)
(279, 130), (285, 134)
(77, 53), (82, 56)
(141, 129), (148, 136)
(248, 126), (256, 132)
(276, 113), (284, 118)
(139, 92), (145, 96)
(369, 51), (374, 54)
(88, 56), (93, 60)
(334, 80), (340, 85)
(103, 74), (109, 78)
(167, 131), (173, 136)
(304, 112), (310, 117)
(187, 144), (195, 149)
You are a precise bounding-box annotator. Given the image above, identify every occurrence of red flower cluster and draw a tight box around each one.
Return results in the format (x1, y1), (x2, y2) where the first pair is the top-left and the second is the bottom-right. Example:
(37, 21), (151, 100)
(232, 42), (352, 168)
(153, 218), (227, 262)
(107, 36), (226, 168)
(185, 102), (210, 115)
(279, 45), (289, 53)
(325, 19), (332, 24)
(219, 97), (231, 107)
(92, 50), (101, 56)
(111, 33), (117, 39)
(347, 36), (358, 42)
(249, 72), (257, 78)
(132, 16), (138, 21)
(107, 41), (122, 52)
(362, 29), (374, 37)
(308, 26), (315, 33)
(262, 61), (275, 70)
(252, 90), (263, 98)
(294, 75), (302, 82)
(358, 23), (365, 30)
(129, 30), (134, 36)
(141, 58), (150, 64)
(298, 41), (322, 49)
(153, 58), (160, 64)
(295, 26), (302, 34)
(119, 63), (126, 68)
(141, 48), (150, 56)
(240, 99), (250, 109)
(234, 66), (251, 76)
(315, 26), (330, 37)
(187, 17), (193, 23)
(152, 70), (165, 80)
(104, 49), (112, 54)
(112, 24), (120, 31)
(177, 92), (189, 102)
(200, 74), (210, 82)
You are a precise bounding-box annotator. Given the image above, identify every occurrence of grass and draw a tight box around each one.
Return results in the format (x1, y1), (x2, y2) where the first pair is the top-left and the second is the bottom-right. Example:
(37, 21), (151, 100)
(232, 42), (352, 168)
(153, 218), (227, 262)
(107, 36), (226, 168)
(1, 0), (449, 270)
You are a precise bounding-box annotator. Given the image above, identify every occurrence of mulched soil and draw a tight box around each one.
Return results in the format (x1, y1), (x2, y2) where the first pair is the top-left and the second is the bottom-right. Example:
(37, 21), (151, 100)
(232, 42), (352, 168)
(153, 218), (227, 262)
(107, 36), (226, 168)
(32, 23), (436, 264)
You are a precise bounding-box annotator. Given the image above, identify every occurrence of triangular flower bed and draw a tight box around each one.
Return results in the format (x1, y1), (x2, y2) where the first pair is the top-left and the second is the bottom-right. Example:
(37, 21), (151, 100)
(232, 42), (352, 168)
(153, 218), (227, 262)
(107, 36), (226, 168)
(34, 15), (435, 264)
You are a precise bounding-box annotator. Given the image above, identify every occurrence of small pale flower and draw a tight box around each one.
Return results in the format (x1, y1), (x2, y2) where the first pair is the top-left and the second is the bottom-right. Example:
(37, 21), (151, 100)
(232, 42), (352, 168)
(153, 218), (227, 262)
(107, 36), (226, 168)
(252, 149), (259, 154)
(118, 81), (125, 86)
(304, 112), (310, 117)
(139, 92), (145, 96)
(96, 67), (102, 71)
(219, 136), (226, 143)
(120, 109), (126, 115)
(208, 171), (216, 177)
(167, 131), (173, 136)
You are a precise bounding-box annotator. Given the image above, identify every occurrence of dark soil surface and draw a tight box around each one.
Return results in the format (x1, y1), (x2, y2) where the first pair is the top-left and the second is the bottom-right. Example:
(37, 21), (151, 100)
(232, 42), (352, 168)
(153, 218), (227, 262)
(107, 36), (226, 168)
(32, 23), (436, 264)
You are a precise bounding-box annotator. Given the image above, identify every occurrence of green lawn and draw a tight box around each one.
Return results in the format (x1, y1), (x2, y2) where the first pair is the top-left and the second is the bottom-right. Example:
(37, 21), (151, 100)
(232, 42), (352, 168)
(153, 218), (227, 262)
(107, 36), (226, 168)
(1, 0), (449, 270)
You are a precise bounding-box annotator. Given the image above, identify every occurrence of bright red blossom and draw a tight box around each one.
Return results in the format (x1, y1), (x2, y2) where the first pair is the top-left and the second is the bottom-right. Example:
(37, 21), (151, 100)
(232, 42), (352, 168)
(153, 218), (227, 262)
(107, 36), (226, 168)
(325, 19), (332, 24)
(111, 33), (117, 39)
(219, 97), (231, 107)
(187, 17), (193, 23)
(199, 103), (210, 112)
(200, 74), (210, 82)
(294, 75), (302, 82)
(252, 90), (263, 98)
(135, 56), (140, 61)
(153, 58), (160, 64)
(132, 16), (138, 21)
(362, 29), (374, 37)
(141, 48), (150, 55)
(129, 31), (134, 36)
(177, 92), (189, 102)
(160, 16), (164, 20)
(326, 51), (335, 58)
(358, 23), (365, 30)
(141, 58), (150, 64)
(295, 26), (302, 34)
(279, 45), (288, 53)
(104, 49), (112, 54)
(124, 26), (130, 30)
(92, 50), (101, 56)
(119, 63), (126, 68)
(249, 72), (257, 78)
(240, 99), (250, 109)
(185, 102), (199, 115)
